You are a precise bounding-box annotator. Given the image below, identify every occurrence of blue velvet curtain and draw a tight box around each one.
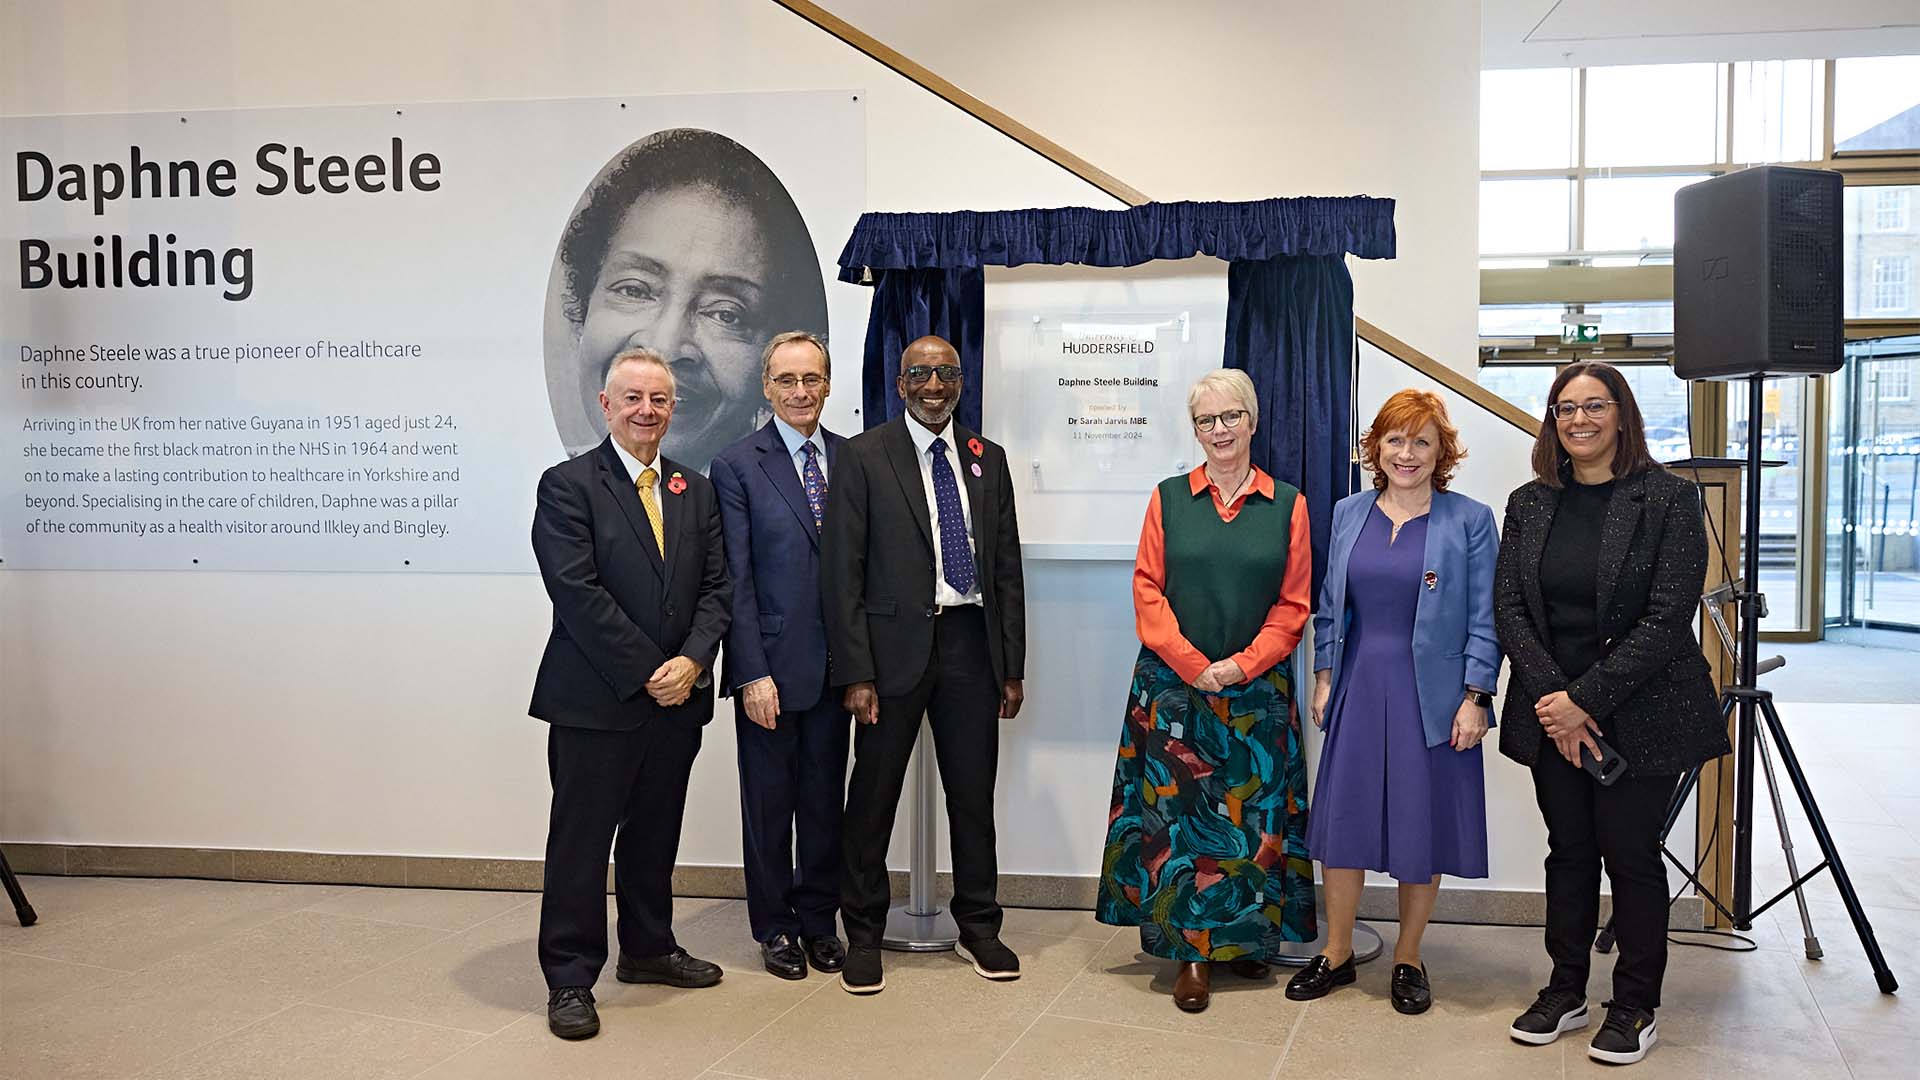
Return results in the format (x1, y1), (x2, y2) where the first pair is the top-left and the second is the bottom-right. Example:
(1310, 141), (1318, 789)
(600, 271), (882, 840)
(1225, 256), (1360, 607)
(858, 268), (984, 434)
(839, 197), (1393, 598)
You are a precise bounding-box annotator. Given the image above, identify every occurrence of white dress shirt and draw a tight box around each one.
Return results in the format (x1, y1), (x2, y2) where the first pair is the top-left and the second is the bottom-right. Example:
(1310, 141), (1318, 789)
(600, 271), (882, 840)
(904, 415), (982, 608)
(609, 437), (666, 550)
(772, 416), (830, 485)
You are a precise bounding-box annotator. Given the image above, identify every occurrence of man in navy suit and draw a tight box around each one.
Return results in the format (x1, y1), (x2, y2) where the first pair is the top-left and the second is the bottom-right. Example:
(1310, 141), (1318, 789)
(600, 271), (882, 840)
(710, 332), (851, 981)
(529, 347), (732, 1040)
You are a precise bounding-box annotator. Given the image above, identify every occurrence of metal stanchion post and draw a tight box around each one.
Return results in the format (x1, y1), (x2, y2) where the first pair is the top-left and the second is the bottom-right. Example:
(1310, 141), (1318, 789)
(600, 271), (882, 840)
(882, 721), (958, 951)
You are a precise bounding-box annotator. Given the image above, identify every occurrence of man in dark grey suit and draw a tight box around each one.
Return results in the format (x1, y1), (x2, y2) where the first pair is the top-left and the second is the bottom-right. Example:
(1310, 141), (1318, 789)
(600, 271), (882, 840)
(529, 347), (732, 1040)
(822, 335), (1027, 995)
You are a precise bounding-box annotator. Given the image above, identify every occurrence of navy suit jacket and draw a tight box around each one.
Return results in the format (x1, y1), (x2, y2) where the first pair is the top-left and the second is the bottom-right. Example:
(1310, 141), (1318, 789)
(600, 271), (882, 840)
(1314, 488), (1503, 748)
(710, 420), (846, 712)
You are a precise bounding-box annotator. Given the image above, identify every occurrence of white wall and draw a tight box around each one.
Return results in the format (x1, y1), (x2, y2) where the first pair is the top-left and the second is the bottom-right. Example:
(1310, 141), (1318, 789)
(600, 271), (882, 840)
(1, 0), (1499, 886)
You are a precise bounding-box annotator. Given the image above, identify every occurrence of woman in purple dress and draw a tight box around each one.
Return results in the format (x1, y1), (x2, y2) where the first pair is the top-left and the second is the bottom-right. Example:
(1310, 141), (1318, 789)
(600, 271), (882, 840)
(1285, 390), (1502, 1014)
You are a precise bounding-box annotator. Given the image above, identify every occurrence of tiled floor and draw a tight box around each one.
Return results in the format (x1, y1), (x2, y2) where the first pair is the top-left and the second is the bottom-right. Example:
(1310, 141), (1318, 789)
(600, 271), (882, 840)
(3, 702), (1915, 1078)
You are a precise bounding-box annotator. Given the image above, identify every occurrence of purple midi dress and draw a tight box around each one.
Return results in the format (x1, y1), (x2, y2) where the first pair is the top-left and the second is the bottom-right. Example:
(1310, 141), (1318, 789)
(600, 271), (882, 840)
(1305, 504), (1488, 882)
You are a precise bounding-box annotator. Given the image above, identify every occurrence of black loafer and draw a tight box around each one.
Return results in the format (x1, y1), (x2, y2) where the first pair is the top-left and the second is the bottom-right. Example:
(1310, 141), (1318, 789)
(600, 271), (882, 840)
(1390, 963), (1432, 1014)
(615, 946), (722, 988)
(801, 934), (846, 973)
(1285, 953), (1356, 1000)
(1227, 957), (1272, 980)
(547, 986), (598, 1039)
(761, 933), (807, 980)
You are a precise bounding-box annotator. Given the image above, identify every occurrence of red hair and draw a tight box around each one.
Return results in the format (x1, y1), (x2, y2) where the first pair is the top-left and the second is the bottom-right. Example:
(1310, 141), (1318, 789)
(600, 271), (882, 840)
(1360, 389), (1466, 492)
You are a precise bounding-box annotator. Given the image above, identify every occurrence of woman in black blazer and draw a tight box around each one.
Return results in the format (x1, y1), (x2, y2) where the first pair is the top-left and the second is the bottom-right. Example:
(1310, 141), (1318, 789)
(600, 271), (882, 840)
(1494, 361), (1729, 1067)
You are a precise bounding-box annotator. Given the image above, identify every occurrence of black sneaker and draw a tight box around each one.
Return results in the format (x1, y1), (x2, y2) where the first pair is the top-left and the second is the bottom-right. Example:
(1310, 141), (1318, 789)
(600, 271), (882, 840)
(546, 986), (598, 1040)
(841, 943), (885, 994)
(1509, 989), (1589, 1045)
(1588, 1001), (1657, 1065)
(956, 936), (1021, 980)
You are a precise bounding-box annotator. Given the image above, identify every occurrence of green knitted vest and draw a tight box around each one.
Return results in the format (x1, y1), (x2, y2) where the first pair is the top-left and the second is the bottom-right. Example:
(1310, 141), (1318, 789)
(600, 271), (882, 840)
(1156, 473), (1297, 663)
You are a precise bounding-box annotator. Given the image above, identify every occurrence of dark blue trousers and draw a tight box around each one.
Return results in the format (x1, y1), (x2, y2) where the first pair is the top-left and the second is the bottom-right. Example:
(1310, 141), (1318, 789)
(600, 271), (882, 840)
(735, 692), (850, 941)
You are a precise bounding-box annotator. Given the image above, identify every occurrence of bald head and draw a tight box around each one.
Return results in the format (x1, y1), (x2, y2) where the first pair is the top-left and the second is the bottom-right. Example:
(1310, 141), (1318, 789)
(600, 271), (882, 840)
(901, 335), (958, 371)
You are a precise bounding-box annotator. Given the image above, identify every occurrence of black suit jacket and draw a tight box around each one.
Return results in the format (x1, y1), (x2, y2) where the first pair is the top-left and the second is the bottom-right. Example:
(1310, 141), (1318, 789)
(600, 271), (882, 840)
(821, 417), (1025, 698)
(1493, 465), (1731, 775)
(529, 437), (732, 730)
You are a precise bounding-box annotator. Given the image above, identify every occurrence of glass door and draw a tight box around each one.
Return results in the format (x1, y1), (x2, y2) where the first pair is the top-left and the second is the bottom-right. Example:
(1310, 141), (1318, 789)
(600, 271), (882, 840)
(1828, 335), (1920, 630)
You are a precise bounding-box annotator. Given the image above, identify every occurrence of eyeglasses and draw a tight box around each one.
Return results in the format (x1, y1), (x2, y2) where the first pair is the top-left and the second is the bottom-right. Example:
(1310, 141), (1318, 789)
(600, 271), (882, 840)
(768, 374), (828, 390)
(1192, 409), (1249, 433)
(903, 364), (963, 386)
(1549, 399), (1617, 421)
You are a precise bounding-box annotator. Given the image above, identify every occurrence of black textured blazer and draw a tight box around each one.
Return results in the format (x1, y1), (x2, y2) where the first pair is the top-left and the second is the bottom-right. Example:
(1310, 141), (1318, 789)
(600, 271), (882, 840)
(1493, 465), (1731, 775)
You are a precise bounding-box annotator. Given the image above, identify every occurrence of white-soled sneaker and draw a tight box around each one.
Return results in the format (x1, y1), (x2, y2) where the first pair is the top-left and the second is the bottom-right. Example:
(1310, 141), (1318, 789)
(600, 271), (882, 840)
(1588, 1002), (1657, 1065)
(1509, 989), (1590, 1045)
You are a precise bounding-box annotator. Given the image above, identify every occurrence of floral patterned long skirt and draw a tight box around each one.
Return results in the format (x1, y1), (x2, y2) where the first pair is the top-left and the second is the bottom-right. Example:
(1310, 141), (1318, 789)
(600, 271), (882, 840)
(1095, 646), (1317, 961)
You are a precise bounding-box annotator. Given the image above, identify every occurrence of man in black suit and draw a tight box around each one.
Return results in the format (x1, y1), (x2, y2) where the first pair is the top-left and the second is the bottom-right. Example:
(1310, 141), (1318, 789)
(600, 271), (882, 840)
(529, 347), (732, 1040)
(822, 335), (1027, 995)
(711, 331), (851, 981)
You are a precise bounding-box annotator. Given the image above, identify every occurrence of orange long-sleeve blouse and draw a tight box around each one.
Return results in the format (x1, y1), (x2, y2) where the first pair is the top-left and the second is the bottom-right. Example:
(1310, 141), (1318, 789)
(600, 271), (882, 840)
(1132, 465), (1313, 685)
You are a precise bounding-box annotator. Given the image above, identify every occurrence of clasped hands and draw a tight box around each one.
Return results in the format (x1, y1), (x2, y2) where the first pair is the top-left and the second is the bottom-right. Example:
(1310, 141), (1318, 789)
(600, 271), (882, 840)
(645, 656), (702, 707)
(1192, 659), (1246, 694)
(1535, 689), (1601, 767)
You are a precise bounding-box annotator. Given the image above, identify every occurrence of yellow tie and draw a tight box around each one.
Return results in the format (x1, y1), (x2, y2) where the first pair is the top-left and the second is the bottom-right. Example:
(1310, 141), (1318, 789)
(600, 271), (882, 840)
(636, 467), (665, 554)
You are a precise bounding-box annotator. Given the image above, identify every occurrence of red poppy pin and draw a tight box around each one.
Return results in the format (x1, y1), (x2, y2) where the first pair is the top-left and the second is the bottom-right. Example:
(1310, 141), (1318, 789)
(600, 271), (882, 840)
(967, 437), (984, 458)
(666, 472), (688, 495)
(1423, 570), (1439, 591)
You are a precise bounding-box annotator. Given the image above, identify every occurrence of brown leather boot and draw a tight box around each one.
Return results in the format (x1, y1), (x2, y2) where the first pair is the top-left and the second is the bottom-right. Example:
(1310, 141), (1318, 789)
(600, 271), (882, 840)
(1173, 961), (1211, 1012)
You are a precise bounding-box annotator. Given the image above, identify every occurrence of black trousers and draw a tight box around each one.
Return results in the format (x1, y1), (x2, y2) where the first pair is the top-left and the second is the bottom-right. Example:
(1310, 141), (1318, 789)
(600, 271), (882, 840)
(840, 604), (1003, 947)
(1531, 750), (1679, 1010)
(538, 719), (702, 990)
(735, 692), (851, 942)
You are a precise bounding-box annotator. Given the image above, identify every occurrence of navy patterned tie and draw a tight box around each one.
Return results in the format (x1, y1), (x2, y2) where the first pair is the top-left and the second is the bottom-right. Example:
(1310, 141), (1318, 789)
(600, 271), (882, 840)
(929, 437), (975, 594)
(800, 441), (826, 533)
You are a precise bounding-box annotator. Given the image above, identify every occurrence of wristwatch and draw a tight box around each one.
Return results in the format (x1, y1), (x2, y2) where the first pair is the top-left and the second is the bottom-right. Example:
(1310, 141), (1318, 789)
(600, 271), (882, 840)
(1464, 688), (1493, 708)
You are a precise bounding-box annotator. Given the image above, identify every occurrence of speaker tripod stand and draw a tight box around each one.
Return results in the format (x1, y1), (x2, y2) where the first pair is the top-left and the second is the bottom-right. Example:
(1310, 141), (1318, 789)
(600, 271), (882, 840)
(1601, 375), (1895, 993)
(0, 847), (35, 927)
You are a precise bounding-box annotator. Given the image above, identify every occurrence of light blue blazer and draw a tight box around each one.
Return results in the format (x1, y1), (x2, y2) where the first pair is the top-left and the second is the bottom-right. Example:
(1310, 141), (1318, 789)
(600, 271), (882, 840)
(1312, 489), (1503, 748)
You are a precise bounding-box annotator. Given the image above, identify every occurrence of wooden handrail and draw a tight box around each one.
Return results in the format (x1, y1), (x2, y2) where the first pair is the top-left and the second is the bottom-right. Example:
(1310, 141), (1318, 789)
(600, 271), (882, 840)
(770, 0), (1539, 438)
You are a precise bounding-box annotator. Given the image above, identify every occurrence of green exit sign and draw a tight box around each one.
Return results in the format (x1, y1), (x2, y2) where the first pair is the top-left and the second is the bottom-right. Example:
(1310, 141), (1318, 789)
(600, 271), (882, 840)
(1561, 321), (1601, 345)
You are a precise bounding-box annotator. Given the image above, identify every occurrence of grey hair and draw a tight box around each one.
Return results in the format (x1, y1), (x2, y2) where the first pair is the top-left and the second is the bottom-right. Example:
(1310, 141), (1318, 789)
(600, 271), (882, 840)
(760, 330), (831, 381)
(604, 347), (675, 396)
(1187, 369), (1258, 430)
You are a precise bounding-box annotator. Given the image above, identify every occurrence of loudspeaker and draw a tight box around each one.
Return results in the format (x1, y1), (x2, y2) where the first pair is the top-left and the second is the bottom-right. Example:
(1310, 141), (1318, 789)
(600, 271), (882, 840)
(1673, 165), (1843, 381)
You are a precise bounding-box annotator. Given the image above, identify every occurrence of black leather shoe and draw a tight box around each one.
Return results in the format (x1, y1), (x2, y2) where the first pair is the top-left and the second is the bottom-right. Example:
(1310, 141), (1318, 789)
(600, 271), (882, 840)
(1227, 957), (1272, 980)
(547, 986), (598, 1039)
(841, 943), (884, 994)
(761, 933), (807, 980)
(1390, 963), (1432, 1014)
(801, 934), (846, 973)
(1285, 953), (1356, 1000)
(616, 947), (722, 988)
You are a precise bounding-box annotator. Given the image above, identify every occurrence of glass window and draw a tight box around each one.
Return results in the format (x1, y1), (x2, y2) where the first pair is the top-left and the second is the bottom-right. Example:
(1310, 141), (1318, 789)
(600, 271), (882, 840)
(1877, 189), (1912, 232)
(1726, 378), (1809, 631)
(1478, 304), (1565, 338)
(1585, 64), (1722, 167)
(1732, 59), (1820, 164)
(1480, 178), (1574, 255)
(1879, 360), (1912, 402)
(1584, 301), (1673, 335)
(1874, 257), (1913, 313)
(1834, 55), (1920, 153)
(1584, 174), (1711, 251)
(1828, 337), (1920, 630)
(1482, 68), (1577, 170)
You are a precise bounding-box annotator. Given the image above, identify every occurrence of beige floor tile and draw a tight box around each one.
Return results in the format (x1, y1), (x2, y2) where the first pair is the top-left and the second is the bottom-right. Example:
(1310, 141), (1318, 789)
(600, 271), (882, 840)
(1831, 1027), (1920, 1080)
(0, 950), (122, 1015)
(162, 909), (448, 999)
(1878, 795), (1920, 843)
(0, 879), (335, 972)
(1044, 931), (1303, 1046)
(416, 970), (822, 1080)
(301, 886), (534, 932)
(1560, 1020), (1849, 1079)
(665, 901), (793, 981)
(999, 907), (1120, 942)
(1789, 902), (1919, 1039)
(311, 901), (546, 1035)
(713, 931), (1105, 1080)
(1279, 989), (1562, 1079)
(0, 876), (171, 957)
(134, 1002), (481, 1079)
(984, 1013), (1281, 1078)
(0, 963), (298, 1080)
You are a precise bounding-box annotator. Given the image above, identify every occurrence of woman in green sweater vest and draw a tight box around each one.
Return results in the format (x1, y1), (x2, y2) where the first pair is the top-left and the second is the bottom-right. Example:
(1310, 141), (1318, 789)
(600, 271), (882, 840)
(1095, 369), (1318, 1013)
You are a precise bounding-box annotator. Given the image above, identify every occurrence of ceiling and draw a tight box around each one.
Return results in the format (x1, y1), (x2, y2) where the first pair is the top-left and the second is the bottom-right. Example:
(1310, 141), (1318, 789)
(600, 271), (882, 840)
(1485, 0), (1920, 68)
